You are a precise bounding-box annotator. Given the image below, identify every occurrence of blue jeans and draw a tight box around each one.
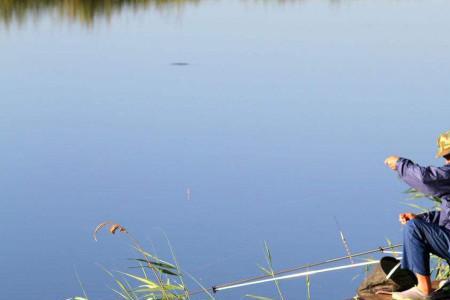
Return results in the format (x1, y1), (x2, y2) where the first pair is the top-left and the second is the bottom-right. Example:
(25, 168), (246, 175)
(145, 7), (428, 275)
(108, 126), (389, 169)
(402, 218), (450, 276)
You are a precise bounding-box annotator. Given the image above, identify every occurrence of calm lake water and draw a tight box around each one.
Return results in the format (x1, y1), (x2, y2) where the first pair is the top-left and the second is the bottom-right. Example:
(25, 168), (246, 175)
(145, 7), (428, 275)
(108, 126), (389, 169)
(1, 0), (450, 299)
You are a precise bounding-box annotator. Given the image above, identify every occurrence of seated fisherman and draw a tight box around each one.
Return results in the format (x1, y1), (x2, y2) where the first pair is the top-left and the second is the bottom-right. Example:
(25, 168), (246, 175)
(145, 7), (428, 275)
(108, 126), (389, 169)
(384, 130), (450, 300)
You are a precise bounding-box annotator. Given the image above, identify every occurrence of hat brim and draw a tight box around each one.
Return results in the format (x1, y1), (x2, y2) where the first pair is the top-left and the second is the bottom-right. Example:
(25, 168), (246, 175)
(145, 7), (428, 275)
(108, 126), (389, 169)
(436, 148), (450, 158)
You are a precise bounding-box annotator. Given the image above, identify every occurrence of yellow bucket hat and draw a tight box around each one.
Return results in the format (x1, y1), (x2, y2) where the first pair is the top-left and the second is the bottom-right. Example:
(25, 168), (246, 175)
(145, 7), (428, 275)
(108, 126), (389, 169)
(436, 130), (450, 158)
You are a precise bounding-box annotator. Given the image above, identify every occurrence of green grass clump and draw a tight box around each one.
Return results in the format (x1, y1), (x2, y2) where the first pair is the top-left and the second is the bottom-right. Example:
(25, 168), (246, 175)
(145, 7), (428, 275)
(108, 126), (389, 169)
(70, 221), (213, 300)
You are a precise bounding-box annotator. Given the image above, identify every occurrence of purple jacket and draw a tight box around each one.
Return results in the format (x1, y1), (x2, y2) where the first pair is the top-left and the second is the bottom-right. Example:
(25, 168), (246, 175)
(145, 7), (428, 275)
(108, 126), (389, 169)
(397, 158), (450, 230)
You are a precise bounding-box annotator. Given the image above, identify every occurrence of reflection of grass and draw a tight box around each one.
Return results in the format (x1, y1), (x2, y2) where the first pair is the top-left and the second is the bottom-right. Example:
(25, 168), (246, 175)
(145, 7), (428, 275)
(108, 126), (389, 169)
(0, 0), (338, 26)
(0, 0), (202, 25)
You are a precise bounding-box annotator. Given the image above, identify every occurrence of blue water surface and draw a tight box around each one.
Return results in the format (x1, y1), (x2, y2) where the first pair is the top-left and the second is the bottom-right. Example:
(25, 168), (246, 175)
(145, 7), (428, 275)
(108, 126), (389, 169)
(1, 0), (450, 299)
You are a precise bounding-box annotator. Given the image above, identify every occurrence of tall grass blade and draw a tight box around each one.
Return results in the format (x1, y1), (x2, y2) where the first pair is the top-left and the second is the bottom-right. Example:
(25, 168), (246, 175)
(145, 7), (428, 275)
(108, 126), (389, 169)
(183, 271), (215, 300)
(306, 274), (311, 300)
(74, 266), (89, 300)
(161, 230), (191, 299)
(263, 241), (285, 300)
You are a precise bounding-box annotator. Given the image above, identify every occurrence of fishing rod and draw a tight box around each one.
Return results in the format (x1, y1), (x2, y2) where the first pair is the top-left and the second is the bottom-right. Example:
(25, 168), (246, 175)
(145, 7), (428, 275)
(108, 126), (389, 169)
(210, 243), (403, 293)
(214, 257), (403, 292)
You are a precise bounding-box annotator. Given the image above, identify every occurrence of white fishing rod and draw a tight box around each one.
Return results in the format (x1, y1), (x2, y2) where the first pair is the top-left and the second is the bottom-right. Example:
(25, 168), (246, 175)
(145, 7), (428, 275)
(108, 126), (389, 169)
(213, 257), (402, 292)
(211, 244), (403, 294)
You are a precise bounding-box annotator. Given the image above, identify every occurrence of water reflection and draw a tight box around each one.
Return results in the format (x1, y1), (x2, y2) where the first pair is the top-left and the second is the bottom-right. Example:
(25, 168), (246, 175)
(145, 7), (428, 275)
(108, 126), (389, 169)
(0, 0), (202, 25)
(0, 0), (325, 26)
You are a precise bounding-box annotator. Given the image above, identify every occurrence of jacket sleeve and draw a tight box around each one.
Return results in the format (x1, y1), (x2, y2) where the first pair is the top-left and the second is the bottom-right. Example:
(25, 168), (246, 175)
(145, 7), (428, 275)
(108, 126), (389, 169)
(416, 210), (440, 224)
(396, 158), (442, 196)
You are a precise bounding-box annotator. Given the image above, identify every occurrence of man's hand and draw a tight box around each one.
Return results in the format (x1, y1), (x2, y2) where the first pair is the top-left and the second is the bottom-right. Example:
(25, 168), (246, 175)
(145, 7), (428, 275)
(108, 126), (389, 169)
(385, 155), (400, 170)
(399, 212), (416, 224)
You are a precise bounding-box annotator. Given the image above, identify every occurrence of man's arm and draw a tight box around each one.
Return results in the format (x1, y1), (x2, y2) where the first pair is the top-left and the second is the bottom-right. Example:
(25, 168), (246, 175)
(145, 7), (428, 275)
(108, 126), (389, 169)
(393, 157), (441, 195)
(386, 156), (442, 225)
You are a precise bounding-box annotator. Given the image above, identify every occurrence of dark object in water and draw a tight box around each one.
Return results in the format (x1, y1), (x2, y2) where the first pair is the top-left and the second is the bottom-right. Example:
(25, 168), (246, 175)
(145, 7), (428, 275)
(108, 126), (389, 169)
(357, 256), (417, 298)
(171, 62), (189, 66)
